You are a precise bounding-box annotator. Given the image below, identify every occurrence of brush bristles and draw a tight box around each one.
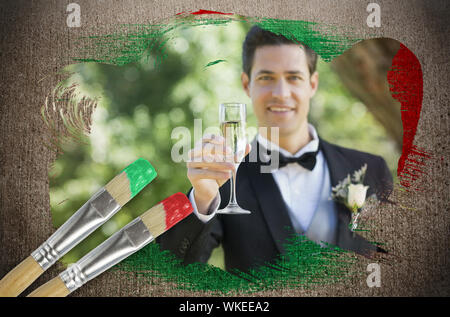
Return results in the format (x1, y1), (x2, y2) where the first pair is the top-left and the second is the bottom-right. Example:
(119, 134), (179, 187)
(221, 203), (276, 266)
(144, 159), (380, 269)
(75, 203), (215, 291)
(140, 203), (167, 238)
(104, 172), (131, 207)
(140, 193), (193, 238)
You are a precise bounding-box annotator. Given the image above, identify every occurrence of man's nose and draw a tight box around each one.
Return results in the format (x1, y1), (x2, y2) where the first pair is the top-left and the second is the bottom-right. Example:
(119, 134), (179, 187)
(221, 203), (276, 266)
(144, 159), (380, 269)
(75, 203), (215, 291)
(271, 78), (290, 99)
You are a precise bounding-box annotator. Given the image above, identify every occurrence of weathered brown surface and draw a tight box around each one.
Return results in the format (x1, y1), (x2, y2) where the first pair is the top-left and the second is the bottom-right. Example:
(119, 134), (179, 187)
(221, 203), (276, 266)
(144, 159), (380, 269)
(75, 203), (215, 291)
(0, 0), (449, 297)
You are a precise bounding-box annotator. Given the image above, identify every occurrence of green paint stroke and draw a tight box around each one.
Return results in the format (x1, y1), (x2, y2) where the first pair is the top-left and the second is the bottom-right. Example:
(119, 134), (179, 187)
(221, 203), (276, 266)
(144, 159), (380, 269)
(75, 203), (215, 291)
(69, 15), (372, 293)
(72, 16), (359, 67)
(257, 18), (360, 62)
(117, 234), (359, 295)
(122, 158), (157, 198)
(72, 18), (232, 66)
(205, 59), (227, 68)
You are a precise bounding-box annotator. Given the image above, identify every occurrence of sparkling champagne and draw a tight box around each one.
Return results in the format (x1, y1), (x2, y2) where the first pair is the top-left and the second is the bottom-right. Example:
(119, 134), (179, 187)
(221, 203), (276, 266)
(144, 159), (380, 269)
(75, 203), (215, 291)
(217, 103), (251, 214)
(221, 120), (246, 165)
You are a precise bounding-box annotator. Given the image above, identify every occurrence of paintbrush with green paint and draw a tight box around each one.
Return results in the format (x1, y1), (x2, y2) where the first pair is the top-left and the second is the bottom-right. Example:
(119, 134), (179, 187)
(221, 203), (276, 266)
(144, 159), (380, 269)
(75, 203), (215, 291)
(0, 158), (156, 297)
(27, 192), (193, 297)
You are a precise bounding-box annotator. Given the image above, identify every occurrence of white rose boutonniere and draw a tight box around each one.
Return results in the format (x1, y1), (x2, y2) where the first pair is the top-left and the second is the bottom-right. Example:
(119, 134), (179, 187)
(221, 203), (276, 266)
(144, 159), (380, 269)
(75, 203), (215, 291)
(331, 164), (369, 231)
(347, 184), (369, 210)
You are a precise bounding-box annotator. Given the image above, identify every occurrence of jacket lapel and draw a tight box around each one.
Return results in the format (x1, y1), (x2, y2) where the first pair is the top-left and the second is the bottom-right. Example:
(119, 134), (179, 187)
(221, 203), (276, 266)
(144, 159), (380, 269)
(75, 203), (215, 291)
(245, 139), (296, 254)
(320, 138), (377, 204)
(319, 138), (354, 189)
(318, 138), (355, 247)
(319, 139), (354, 213)
(319, 138), (379, 252)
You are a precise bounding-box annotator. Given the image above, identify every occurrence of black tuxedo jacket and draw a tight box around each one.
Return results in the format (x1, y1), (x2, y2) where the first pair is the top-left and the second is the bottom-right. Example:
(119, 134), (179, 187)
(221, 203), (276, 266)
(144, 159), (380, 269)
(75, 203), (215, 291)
(158, 138), (393, 273)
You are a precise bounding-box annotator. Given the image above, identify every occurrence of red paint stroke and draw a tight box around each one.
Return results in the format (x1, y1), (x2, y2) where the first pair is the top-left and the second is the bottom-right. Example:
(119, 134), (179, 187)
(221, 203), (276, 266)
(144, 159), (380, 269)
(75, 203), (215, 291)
(161, 192), (193, 230)
(176, 9), (233, 16)
(387, 43), (431, 190)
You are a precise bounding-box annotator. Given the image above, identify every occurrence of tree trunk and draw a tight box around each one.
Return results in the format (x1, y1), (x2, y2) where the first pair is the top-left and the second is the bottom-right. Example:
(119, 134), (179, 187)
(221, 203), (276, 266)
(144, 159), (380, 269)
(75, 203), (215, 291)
(330, 38), (403, 151)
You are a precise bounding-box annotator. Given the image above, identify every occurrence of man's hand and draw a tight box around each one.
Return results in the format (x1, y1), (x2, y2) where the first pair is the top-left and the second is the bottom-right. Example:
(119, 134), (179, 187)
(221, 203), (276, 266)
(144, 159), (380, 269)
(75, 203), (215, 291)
(187, 134), (251, 215)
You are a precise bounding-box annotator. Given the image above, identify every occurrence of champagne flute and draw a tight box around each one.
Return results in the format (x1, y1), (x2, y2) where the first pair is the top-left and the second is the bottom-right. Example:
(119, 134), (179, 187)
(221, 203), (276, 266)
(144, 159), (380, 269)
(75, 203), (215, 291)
(217, 103), (251, 215)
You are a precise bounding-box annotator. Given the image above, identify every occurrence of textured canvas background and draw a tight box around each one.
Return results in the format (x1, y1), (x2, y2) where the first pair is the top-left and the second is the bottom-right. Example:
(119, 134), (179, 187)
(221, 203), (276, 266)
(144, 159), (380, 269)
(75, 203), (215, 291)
(0, 0), (448, 296)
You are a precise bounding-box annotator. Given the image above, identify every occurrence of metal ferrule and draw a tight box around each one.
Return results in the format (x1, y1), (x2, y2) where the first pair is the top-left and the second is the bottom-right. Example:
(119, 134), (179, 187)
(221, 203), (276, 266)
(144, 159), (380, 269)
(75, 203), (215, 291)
(31, 188), (121, 271)
(60, 217), (153, 293)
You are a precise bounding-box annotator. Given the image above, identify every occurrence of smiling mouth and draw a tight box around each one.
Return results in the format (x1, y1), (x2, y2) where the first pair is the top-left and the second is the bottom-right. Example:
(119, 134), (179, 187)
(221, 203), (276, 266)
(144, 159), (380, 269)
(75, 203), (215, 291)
(267, 106), (295, 113)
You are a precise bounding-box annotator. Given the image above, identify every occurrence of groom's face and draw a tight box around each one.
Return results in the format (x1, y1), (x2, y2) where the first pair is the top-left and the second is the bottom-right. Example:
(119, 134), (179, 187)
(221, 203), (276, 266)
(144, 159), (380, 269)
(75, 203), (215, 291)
(242, 44), (318, 137)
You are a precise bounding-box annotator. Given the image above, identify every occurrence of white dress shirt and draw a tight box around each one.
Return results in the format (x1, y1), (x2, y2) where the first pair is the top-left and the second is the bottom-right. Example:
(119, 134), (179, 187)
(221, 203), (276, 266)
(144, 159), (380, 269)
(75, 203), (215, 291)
(189, 124), (338, 243)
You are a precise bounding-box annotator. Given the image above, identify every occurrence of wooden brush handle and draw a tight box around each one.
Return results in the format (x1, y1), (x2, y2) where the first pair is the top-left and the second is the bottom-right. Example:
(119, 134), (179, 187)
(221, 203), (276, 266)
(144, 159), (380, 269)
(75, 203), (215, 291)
(27, 276), (70, 297)
(0, 255), (44, 297)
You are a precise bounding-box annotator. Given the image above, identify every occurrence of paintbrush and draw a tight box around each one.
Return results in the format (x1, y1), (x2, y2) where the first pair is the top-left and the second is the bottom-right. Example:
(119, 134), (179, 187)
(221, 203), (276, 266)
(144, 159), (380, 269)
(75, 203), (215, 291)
(0, 158), (157, 297)
(27, 192), (193, 297)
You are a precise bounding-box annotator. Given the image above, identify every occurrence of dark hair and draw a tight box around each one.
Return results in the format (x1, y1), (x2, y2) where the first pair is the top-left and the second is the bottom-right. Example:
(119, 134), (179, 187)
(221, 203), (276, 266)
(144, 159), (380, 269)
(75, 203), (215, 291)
(242, 25), (318, 79)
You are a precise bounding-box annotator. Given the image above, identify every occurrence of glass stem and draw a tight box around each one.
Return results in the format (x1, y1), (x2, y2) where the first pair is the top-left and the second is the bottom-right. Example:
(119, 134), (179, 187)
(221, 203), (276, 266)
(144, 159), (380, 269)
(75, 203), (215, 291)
(229, 168), (238, 205)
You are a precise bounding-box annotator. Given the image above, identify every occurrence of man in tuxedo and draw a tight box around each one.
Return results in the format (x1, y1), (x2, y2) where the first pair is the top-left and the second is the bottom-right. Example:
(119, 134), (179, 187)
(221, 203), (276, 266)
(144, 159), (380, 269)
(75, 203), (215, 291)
(158, 26), (393, 273)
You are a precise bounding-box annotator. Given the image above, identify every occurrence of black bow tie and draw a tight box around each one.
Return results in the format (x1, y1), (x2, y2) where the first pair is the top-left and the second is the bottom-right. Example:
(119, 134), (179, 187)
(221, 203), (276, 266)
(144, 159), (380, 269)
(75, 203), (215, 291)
(277, 150), (318, 170)
(259, 143), (320, 171)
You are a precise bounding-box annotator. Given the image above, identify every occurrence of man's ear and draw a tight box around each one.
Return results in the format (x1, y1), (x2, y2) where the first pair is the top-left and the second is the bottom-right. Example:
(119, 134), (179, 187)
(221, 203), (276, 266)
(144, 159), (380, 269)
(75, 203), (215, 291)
(241, 72), (251, 98)
(309, 71), (319, 98)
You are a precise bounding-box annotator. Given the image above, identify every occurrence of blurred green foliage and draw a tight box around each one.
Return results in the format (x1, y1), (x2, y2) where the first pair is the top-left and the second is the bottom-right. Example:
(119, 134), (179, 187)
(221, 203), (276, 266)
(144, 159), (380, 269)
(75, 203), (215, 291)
(49, 21), (399, 269)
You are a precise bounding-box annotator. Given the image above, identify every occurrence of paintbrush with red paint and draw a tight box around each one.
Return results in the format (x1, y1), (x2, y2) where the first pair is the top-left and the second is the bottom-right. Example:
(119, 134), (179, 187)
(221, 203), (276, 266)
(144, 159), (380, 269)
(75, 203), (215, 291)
(27, 192), (193, 297)
(0, 158), (156, 297)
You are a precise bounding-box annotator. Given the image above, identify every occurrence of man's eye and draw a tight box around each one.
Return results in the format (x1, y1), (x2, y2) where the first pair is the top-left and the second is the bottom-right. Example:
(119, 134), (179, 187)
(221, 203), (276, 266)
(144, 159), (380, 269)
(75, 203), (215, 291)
(258, 76), (273, 81)
(288, 76), (302, 81)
